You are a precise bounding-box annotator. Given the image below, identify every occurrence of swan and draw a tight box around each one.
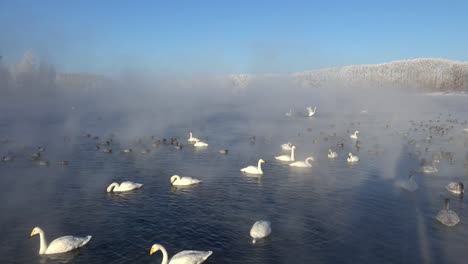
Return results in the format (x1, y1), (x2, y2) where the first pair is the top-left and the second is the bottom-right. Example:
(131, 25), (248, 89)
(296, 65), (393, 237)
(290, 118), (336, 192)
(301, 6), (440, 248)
(149, 243), (212, 264)
(306, 106), (317, 117)
(188, 132), (199, 144)
(281, 143), (293, 151)
(285, 109), (292, 117)
(347, 152), (359, 163)
(420, 159), (440, 174)
(350, 131), (359, 140)
(436, 199), (460, 226)
(289, 157), (314, 167)
(193, 139), (208, 147)
(241, 159), (266, 175)
(121, 148), (132, 153)
(446, 182), (464, 195)
(275, 146), (295, 161)
(400, 173), (418, 192)
(250, 220), (271, 244)
(328, 149), (338, 159)
(106, 181), (143, 192)
(170, 175), (202, 186)
(29, 227), (92, 255)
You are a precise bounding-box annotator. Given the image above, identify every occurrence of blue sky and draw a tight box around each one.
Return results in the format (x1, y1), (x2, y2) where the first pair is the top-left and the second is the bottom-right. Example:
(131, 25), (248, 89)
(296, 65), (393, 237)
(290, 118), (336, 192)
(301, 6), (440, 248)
(1, 0), (467, 75)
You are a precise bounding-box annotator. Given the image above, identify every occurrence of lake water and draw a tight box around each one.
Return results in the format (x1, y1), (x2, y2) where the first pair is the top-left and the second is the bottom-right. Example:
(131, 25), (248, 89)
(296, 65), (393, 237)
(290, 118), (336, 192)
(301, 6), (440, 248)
(0, 94), (468, 263)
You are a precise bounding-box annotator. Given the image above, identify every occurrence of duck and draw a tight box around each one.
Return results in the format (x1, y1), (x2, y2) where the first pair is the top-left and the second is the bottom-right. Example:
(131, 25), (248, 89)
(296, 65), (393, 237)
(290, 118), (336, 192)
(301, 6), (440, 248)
(106, 181), (143, 192)
(29, 227), (92, 255)
(436, 199), (460, 226)
(446, 182), (464, 195)
(38, 160), (49, 166)
(194, 139), (208, 147)
(327, 149), (338, 159)
(241, 159), (266, 175)
(219, 149), (228, 154)
(250, 221), (271, 244)
(350, 131), (359, 140)
(347, 153), (359, 163)
(170, 175), (202, 186)
(306, 106), (317, 117)
(188, 132), (199, 144)
(2, 155), (13, 162)
(149, 243), (212, 264)
(289, 157), (314, 167)
(275, 146), (295, 162)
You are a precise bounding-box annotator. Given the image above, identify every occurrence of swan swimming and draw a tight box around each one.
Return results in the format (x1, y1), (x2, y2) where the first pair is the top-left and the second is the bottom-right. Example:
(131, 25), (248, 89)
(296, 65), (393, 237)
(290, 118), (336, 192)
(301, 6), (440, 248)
(399, 173), (418, 192)
(29, 227), (92, 255)
(149, 243), (212, 264)
(250, 220), (271, 244)
(350, 131), (359, 140)
(193, 139), (208, 147)
(170, 175), (202, 186)
(289, 157), (314, 167)
(275, 146), (295, 162)
(241, 159), (266, 175)
(446, 182), (464, 195)
(327, 149), (338, 159)
(347, 152), (359, 163)
(306, 106), (317, 117)
(281, 143), (293, 151)
(285, 109), (292, 117)
(436, 199), (460, 227)
(188, 132), (199, 144)
(420, 159), (440, 174)
(106, 181), (143, 192)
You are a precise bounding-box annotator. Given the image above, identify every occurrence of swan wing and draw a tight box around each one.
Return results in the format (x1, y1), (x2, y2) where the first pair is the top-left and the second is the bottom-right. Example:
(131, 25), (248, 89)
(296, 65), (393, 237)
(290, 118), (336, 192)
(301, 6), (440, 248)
(169, 250), (213, 264)
(436, 210), (460, 226)
(119, 181), (143, 191)
(289, 161), (307, 167)
(45, 235), (92, 254)
(175, 177), (202, 185)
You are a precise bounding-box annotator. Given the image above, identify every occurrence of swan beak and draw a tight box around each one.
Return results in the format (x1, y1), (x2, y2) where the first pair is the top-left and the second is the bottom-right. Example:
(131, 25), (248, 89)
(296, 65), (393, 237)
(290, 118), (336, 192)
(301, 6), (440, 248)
(29, 231), (35, 238)
(149, 247), (158, 255)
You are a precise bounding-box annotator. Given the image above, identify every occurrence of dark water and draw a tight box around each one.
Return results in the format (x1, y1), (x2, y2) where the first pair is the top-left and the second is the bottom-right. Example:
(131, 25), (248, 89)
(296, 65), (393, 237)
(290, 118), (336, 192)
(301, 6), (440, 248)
(1, 94), (468, 264)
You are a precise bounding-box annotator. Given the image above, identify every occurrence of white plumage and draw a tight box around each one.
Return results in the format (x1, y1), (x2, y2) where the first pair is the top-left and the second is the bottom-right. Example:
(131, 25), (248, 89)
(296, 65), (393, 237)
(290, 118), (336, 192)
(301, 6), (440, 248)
(170, 175), (202, 186)
(106, 181), (143, 192)
(250, 220), (271, 244)
(30, 227), (92, 255)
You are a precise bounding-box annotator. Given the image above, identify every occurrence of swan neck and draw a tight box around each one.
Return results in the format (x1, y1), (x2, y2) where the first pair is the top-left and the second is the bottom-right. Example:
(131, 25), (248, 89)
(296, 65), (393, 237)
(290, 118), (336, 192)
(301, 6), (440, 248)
(257, 160), (263, 173)
(108, 182), (119, 192)
(160, 245), (169, 264)
(38, 229), (48, 254)
(291, 148), (295, 160)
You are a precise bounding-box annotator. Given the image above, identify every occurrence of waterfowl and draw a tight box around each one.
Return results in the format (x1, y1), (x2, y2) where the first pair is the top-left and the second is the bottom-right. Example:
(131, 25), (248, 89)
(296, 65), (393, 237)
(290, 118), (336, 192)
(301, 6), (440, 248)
(436, 199), (460, 226)
(328, 149), (338, 159)
(250, 221), (271, 244)
(306, 106), (317, 117)
(350, 131), (359, 140)
(219, 149), (228, 154)
(29, 227), (92, 255)
(446, 182), (464, 195)
(106, 181), (143, 192)
(347, 153), (359, 163)
(421, 159), (440, 174)
(188, 132), (199, 143)
(194, 140), (208, 147)
(149, 243), (212, 264)
(170, 175), (202, 186)
(241, 159), (266, 175)
(275, 146), (295, 162)
(289, 157), (314, 167)
(281, 143), (293, 151)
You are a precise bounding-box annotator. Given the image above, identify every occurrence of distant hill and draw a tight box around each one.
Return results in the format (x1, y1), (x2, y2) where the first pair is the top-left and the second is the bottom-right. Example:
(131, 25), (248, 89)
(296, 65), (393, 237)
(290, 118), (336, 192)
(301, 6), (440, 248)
(229, 58), (468, 93)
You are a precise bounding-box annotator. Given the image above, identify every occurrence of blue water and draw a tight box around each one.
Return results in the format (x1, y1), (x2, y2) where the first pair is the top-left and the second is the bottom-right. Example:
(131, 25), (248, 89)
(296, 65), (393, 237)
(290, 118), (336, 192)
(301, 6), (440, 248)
(0, 94), (468, 263)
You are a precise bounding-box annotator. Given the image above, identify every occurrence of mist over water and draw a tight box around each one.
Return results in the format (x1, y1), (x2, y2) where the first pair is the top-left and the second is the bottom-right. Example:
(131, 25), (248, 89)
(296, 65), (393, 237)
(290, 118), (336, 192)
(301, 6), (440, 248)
(1, 56), (468, 264)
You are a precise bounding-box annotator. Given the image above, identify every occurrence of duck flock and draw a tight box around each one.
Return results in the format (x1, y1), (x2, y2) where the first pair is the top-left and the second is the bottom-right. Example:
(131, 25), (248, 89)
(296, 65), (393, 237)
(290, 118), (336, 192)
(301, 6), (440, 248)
(2, 104), (468, 263)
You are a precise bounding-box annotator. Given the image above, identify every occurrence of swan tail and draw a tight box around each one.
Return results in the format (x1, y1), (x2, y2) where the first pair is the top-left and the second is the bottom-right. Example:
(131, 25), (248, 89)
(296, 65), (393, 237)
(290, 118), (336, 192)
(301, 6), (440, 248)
(136, 183), (143, 188)
(80, 236), (92, 247)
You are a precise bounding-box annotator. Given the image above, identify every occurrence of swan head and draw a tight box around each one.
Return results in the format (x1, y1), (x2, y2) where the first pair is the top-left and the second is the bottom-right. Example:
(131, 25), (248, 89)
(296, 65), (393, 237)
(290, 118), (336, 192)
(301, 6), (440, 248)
(355, 131), (359, 134)
(348, 152), (353, 157)
(328, 149), (332, 154)
(259, 159), (266, 164)
(106, 182), (119, 193)
(149, 243), (163, 255)
(170, 175), (180, 184)
(30, 227), (42, 238)
(291, 146), (296, 149)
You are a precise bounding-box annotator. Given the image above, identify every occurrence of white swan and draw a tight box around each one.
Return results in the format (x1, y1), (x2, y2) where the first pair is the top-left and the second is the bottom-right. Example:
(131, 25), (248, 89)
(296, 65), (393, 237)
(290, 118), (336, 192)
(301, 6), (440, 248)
(275, 146), (295, 161)
(306, 106), (317, 117)
(188, 132), (199, 144)
(446, 182), (464, 195)
(285, 109), (292, 117)
(149, 243), (212, 264)
(29, 227), (92, 255)
(289, 157), (314, 167)
(106, 181), (143, 192)
(347, 152), (359, 163)
(400, 173), (418, 192)
(250, 220), (271, 244)
(350, 131), (359, 140)
(241, 159), (266, 175)
(170, 175), (202, 186)
(327, 149), (338, 159)
(193, 139), (208, 147)
(436, 199), (460, 226)
(421, 159), (440, 174)
(281, 143), (293, 151)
